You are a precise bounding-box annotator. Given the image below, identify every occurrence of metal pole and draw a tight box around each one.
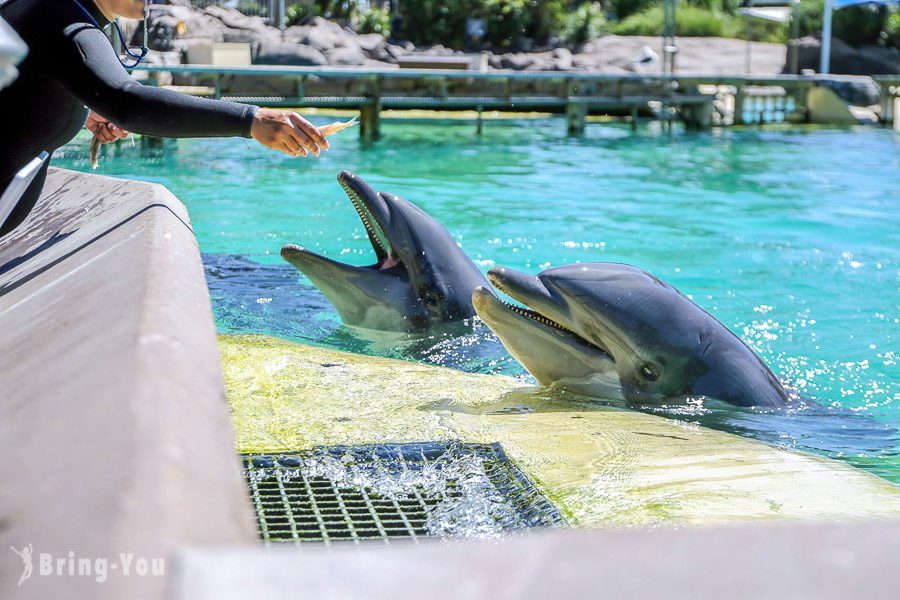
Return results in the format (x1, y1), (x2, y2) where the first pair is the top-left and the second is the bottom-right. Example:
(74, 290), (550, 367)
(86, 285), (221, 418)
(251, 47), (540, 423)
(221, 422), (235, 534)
(790, 0), (800, 74)
(662, 0), (677, 75)
(746, 17), (752, 75)
(820, 0), (834, 74)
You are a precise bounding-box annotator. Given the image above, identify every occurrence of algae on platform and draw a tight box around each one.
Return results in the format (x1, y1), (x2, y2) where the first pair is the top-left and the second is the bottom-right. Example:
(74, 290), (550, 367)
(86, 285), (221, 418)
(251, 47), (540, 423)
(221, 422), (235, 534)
(220, 334), (900, 528)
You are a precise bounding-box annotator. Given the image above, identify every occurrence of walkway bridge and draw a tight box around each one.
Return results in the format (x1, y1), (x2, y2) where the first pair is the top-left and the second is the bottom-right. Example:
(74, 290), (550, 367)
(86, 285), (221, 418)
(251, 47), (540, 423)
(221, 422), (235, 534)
(134, 65), (887, 141)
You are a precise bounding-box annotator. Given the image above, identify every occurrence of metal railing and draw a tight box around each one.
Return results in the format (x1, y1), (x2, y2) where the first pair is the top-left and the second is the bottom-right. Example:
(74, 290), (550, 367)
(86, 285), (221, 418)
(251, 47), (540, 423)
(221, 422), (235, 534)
(188, 0), (315, 24)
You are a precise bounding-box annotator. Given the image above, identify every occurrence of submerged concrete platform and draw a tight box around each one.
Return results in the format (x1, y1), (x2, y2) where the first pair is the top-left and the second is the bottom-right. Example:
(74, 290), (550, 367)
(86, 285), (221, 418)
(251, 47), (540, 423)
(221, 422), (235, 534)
(221, 334), (900, 527)
(0, 169), (256, 600)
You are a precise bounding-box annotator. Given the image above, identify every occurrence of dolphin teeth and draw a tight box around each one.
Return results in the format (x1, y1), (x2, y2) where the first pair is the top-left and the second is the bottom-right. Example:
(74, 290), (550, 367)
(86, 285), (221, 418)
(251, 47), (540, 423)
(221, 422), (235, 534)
(499, 299), (613, 361)
(502, 300), (570, 333)
(339, 178), (393, 259)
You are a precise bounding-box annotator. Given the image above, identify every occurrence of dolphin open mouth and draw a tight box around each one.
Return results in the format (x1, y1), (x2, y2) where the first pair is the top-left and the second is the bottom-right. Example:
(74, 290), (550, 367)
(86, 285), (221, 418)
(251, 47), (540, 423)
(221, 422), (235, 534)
(281, 171), (401, 272)
(336, 172), (398, 269)
(477, 268), (614, 363)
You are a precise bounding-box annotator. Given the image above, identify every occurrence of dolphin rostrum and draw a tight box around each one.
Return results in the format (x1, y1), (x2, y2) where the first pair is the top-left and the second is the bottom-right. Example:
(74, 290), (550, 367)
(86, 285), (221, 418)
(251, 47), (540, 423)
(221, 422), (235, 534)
(472, 263), (791, 408)
(282, 171), (489, 332)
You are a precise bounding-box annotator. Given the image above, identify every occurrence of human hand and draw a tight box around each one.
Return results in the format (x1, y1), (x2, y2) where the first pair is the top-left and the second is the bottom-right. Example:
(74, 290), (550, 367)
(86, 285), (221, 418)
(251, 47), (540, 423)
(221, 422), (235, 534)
(250, 108), (329, 157)
(85, 111), (129, 144)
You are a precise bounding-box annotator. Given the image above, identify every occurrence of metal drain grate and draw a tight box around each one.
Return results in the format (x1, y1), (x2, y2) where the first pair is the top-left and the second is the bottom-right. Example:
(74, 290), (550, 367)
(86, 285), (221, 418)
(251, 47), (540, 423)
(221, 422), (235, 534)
(242, 441), (566, 544)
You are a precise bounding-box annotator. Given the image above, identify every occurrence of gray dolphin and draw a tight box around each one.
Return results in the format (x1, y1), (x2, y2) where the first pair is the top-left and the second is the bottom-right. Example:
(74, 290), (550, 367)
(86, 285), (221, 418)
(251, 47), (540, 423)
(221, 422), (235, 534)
(281, 171), (488, 332)
(472, 263), (791, 408)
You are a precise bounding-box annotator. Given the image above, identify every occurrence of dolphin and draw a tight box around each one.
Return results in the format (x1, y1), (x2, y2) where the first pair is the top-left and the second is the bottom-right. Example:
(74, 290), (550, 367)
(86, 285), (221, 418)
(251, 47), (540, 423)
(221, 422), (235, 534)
(472, 263), (791, 408)
(281, 171), (489, 333)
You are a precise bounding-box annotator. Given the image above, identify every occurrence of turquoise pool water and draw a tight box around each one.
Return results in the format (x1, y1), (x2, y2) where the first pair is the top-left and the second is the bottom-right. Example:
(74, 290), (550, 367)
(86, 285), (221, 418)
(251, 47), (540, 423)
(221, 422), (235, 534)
(57, 119), (899, 481)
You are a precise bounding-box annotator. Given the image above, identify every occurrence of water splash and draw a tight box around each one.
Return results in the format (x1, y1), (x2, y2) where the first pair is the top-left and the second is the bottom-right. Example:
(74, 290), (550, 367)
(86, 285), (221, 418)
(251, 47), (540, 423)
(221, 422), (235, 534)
(257, 448), (521, 539)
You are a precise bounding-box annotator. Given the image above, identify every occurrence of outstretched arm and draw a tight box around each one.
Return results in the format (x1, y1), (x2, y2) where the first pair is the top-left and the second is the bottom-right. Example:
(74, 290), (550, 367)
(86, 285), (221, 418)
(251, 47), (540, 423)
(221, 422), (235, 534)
(60, 22), (326, 156)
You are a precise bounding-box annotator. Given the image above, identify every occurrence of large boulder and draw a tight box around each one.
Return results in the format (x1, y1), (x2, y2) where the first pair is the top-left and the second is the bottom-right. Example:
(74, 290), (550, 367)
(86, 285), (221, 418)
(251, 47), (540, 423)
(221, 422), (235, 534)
(285, 17), (356, 52)
(819, 78), (882, 107)
(253, 40), (328, 66)
(132, 49), (182, 85)
(293, 26), (346, 51)
(145, 15), (182, 51)
(356, 33), (387, 55)
(221, 26), (279, 45)
(496, 52), (555, 71)
(323, 46), (368, 66)
(551, 47), (573, 70)
(203, 6), (270, 32)
(421, 44), (455, 56)
(144, 5), (226, 50)
(370, 43), (407, 63)
(789, 35), (900, 76)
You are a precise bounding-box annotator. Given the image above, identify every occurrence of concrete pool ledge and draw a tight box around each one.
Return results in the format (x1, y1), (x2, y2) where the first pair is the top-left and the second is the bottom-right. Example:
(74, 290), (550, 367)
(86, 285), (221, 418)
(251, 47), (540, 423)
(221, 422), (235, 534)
(0, 169), (257, 600)
(174, 521), (900, 599)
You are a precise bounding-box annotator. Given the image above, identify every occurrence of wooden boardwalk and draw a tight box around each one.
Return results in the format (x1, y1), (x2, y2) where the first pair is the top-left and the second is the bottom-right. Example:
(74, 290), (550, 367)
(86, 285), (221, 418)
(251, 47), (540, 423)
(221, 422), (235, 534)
(135, 65), (885, 140)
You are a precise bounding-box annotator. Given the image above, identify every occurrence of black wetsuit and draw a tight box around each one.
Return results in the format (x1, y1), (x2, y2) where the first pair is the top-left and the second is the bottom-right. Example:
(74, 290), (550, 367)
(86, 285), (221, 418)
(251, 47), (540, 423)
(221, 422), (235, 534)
(0, 0), (258, 236)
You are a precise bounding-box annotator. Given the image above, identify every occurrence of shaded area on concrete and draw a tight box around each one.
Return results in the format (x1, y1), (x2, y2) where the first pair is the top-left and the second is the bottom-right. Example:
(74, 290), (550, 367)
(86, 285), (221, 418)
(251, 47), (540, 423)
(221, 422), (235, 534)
(174, 521), (900, 600)
(0, 203), (185, 296)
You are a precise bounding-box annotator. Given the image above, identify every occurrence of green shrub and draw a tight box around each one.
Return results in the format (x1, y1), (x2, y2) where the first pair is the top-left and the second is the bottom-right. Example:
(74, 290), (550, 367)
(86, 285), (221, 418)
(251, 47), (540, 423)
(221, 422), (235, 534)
(286, 3), (312, 27)
(358, 5), (392, 36)
(606, 0), (656, 21)
(399, 0), (566, 49)
(612, 5), (734, 37)
(481, 0), (535, 48)
(833, 4), (892, 47)
(312, 0), (357, 20)
(795, 0), (824, 38)
(235, 0), (268, 17)
(796, 0), (899, 48)
(685, 0), (717, 12)
(479, 0), (568, 49)
(286, 0), (357, 27)
(400, 0), (472, 47)
(563, 2), (607, 45)
(886, 11), (900, 48)
(523, 0), (569, 45)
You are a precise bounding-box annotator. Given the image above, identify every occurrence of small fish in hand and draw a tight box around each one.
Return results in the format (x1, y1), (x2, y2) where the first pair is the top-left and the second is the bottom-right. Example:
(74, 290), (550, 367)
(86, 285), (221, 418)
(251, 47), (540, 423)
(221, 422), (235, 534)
(89, 135), (102, 170)
(319, 117), (358, 137)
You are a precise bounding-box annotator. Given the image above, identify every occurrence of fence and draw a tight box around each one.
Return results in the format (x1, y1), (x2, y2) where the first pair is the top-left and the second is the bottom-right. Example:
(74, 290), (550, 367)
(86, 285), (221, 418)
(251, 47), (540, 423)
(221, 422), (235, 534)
(187, 1), (378, 25)
(188, 1), (310, 22)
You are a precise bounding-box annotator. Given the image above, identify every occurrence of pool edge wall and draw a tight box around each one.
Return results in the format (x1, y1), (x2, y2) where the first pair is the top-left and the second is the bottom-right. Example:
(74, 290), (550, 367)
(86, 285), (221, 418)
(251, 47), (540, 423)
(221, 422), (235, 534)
(0, 168), (257, 599)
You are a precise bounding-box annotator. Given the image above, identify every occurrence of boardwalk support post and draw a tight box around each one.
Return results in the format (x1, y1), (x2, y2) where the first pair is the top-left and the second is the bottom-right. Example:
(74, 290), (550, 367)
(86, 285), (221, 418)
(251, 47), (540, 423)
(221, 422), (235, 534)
(360, 97), (382, 143)
(566, 102), (587, 135)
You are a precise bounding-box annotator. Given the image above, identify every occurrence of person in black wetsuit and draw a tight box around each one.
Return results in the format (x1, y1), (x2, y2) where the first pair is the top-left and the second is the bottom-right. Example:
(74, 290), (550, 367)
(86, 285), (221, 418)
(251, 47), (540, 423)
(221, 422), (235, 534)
(0, 0), (330, 237)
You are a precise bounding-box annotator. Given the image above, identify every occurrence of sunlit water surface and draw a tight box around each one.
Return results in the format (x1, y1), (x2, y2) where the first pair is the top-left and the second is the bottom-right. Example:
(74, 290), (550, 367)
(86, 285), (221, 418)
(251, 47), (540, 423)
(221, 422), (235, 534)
(57, 119), (900, 483)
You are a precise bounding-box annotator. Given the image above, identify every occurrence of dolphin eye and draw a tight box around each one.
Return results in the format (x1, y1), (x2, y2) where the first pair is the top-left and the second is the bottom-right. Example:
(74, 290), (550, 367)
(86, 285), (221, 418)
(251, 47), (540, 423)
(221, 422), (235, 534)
(639, 363), (660, 382)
